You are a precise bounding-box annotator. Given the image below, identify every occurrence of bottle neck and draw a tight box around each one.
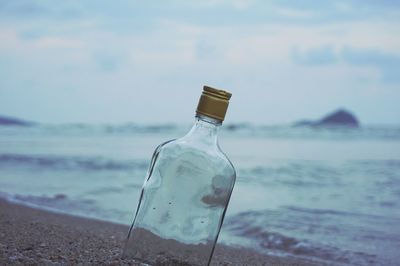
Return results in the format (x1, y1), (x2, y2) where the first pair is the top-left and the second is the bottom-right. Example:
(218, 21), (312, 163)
(183, 114), (221, 146)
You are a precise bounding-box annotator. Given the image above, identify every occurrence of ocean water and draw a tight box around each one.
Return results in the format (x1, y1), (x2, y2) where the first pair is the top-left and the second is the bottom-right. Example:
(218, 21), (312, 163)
(0, 124), (399, 265)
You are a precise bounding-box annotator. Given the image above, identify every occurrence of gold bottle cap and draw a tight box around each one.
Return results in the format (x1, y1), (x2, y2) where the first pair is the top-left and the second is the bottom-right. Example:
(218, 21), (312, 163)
(196, 85), (232, 121)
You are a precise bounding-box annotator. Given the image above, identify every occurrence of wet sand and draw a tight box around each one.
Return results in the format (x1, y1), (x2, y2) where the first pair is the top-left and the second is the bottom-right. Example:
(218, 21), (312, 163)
(0, 198), (324, 265)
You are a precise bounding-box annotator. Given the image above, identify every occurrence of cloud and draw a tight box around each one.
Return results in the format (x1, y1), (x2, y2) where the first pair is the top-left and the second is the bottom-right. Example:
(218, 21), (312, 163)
(92, 52), (125, 72)
(342, 47), (400, 83)
(292, 46), (337, 65)
(275, 7), (315, 19)
(195, 41), (219, 60)
(292, 45), (400, 83)
(33, 37), (84, 49)
(0, 1), (80, 19)
(0, 1), (47, 17)
(188, 0), (254, 10)
(2, 0), (400, 29)
(342, 47), (400, 66)
(269, 0), (400, 22)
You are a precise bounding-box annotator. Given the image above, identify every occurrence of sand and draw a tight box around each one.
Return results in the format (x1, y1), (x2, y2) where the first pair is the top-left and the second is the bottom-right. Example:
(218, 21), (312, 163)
(0, 199), (324, 265)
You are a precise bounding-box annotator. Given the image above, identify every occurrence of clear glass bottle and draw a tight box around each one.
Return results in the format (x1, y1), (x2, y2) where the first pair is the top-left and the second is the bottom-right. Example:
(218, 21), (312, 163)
(123, 86), (236, 266)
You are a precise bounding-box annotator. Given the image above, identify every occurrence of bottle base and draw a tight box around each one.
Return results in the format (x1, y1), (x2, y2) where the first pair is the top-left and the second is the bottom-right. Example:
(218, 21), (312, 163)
(123, 227), (214, 266)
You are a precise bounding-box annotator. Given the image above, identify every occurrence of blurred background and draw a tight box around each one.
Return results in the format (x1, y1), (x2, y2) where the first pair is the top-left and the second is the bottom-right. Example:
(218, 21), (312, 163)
(0, 0), (399, 124)
(1, 1), (400, 265)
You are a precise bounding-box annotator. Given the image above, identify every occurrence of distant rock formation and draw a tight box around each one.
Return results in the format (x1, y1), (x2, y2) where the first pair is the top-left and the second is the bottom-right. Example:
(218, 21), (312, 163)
(0, 115), (33, 126)
(225, 123), (251, 131)
(293, 109), (359, 128)
(317, 109), (359, 127)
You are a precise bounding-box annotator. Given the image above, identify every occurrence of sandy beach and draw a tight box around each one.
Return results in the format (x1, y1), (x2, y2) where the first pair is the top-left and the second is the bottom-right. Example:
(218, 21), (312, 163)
(0, 198), (325, 265)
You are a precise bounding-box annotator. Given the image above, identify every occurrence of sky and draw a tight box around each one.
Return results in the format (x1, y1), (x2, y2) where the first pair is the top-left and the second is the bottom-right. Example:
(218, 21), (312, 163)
(0, 0), (399, 125)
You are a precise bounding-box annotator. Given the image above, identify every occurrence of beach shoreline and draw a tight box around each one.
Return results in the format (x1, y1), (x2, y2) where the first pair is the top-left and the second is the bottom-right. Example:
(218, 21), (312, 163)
(0, 198), (325, 265)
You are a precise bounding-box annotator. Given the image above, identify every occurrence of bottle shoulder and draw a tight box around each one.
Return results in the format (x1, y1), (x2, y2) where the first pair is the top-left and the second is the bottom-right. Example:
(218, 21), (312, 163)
(155, 138), (236, 177)
(216, 145), (236, 178)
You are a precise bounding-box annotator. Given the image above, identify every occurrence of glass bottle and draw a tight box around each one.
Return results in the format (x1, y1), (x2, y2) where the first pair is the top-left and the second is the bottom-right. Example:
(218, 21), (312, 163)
(123, 86), (236, 266)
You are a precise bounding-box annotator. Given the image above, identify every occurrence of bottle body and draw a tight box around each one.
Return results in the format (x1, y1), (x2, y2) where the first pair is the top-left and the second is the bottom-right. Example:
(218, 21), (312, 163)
(124, 116), (236, 266)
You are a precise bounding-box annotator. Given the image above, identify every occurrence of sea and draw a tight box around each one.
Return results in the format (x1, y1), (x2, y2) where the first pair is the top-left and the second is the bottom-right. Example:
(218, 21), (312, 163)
(0, 123), (399, 265)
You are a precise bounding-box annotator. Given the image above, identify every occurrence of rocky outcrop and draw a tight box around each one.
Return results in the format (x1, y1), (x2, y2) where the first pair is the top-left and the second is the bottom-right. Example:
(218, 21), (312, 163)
(0, 115), (33, 126)
(293, 109), (359, 128)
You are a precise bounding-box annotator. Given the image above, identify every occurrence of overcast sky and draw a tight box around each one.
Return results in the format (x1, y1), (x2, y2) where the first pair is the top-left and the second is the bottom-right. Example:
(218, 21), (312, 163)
(0, 0), (399, 125)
